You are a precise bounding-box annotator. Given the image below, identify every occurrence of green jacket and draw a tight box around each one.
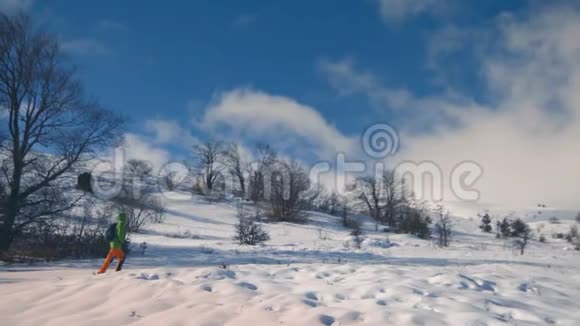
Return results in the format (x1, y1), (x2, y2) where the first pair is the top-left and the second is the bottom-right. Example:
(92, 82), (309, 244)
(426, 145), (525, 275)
(110, 213), (127, 250)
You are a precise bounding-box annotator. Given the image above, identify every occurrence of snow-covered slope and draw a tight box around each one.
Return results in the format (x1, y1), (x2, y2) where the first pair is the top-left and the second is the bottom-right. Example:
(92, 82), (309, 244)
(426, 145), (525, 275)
(1, 193), (580, 325)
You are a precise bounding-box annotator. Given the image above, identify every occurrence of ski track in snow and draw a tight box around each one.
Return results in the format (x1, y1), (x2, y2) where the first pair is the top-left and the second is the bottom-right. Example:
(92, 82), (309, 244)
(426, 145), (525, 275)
(1, 194), (580, 325)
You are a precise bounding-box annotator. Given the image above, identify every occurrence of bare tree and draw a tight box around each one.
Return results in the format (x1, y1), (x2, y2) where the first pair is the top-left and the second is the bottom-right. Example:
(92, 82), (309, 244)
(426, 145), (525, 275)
(248, 143), (276, 202)
(125, 159), (152, 179)
(112, 159), (165, 231)
(318, 189), (342, 216)
(268, 159), (311, 222)
(161, 170), (177, 191)
(0, 14), (124, 252)
(340, 197), (360, 229)
(355, 170), (403, 227)
(382, 170), (403, 227)
(224, 143), (248, 198)
(192, 140), (226, 193)
(434, 206), (453, 247)
(122, 159), (153, 199)
(350, 224), (365, 249)
(357, 176), (383, 222)
(399, 199), (432, 239)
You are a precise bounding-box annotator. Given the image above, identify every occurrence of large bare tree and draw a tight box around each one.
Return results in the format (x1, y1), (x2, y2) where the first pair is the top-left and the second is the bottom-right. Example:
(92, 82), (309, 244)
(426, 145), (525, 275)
(112, 159), (165, 232)
(355, 170), (404, 228)
(192, 140), (225, 192)
(381, 170), (403, 226)
(224, 143), (247, 198)
(268, 159), (311, 222)
(0, 14), (124, 251)
(248, 143), (276, 202)
(357, 176), (383, 222)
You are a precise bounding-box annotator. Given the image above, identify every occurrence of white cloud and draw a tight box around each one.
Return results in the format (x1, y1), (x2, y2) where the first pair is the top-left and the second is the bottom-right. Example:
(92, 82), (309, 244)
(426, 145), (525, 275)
(145, 119), (197, 145)
(120, 133), (171, 172)
(61, 39), (111, 57)
(377, 0), (440, 24)
(91, 133), (172, 179)
(320, 58), (472, 129)
(0, 0), (33, 13)
(202, 88), (356, 159)
(320, 58), (414, 109)
(412, 8), (580, 209)
(319, 58), (379, 97)
(323, 6), (580, 210)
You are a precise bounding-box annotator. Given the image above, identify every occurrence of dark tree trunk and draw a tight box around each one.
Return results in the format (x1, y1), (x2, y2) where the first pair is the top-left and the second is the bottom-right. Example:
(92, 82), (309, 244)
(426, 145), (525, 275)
(0, 199), (18, 251)
(0, 226), (13, 252)
(239, 175), (245, 198)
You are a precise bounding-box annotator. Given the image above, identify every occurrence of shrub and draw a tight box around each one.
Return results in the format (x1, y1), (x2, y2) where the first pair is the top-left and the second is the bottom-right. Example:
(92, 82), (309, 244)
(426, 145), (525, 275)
(510, 218), (528, 237)
(112, 191), (166, 232)
(233, 203), (270, 246)
(5, 222), (109, 262)
(539, 234), (547, 243)
(499, 217), (511, 238)
(509, 219), (533, 255)
(434, 207), (453, 247)
(234, 217), (270, 245)
(343, 215), (362, 230)
(169, 230), (200, 239)
(399, 207), (431, 239)
(350, 225), (365, 249)
(566, 225), (578, 243)
(479, 213), (493, 233)
(317, 228), (329, 241)
(139, 242), (148, 256)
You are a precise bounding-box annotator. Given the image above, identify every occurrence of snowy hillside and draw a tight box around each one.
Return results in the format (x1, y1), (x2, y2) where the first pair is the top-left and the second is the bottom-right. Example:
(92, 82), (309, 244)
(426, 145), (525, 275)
(2, 193), (580, 326)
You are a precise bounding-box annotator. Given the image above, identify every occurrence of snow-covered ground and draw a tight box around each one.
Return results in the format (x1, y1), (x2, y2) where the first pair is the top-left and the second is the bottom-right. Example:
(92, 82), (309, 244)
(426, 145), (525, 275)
(2, 193), (580, 325)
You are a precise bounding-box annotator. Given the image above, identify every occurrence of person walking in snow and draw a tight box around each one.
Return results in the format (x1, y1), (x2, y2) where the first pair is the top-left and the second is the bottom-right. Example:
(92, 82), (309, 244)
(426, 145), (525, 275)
(97, 212), (127, 274)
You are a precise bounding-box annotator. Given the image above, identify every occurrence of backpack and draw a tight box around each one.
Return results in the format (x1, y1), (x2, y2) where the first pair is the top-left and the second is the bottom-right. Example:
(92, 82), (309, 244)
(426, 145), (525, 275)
(105, 223), (117, 242)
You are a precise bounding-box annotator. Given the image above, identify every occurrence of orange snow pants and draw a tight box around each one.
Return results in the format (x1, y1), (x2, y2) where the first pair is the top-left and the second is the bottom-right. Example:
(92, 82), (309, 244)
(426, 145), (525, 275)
(97, 248), (125, 274)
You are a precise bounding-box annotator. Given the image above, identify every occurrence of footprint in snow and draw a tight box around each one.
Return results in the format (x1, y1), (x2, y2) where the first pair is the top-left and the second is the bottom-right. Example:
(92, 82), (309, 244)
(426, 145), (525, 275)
(518, 282), (540, 294)
(237, 282), (258, 291)
(342, 311), (362, 321)
(458, 274), (496, 292)
(319, 314), (335, 326)
(135, 273), (159, 281)
(303, 300), (319, 308)
(305, 291), (319, 301)
(200, 270), (236, 281)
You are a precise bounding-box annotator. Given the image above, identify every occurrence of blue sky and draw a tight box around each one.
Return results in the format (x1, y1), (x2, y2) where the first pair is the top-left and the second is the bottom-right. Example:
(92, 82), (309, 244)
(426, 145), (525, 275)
(28, 0), (522, 139)
(2, 0), (580, 209)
